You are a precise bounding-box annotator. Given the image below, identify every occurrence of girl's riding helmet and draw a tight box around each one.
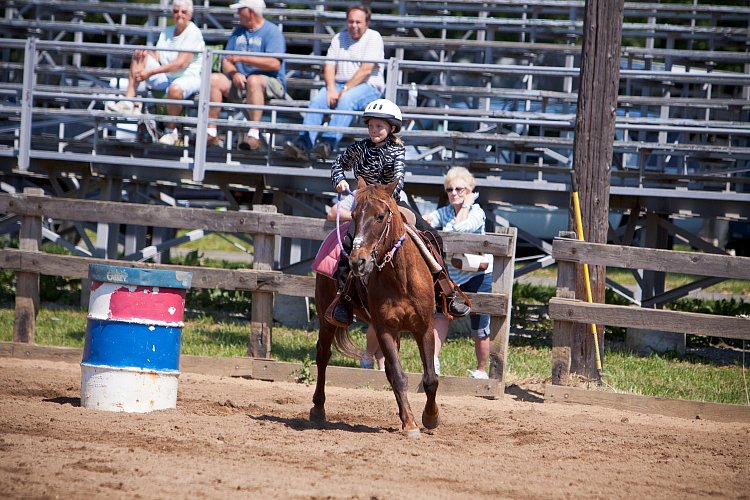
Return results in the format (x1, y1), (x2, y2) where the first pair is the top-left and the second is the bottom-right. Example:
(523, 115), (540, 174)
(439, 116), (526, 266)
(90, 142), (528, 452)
(363, 99), (403, 133)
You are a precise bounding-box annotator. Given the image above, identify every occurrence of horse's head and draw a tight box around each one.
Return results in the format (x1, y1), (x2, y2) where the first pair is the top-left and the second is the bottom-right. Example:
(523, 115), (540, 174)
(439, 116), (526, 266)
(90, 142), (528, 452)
(349, 177), (406, 277)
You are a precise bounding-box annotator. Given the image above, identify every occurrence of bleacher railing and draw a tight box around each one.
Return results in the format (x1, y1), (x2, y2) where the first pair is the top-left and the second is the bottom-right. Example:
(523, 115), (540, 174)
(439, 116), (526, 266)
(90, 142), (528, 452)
(2, 35), (749, 189)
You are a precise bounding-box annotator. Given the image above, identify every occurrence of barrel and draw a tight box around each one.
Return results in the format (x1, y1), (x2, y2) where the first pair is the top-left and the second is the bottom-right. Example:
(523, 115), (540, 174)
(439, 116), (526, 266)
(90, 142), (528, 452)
(81, 264), (192, 413)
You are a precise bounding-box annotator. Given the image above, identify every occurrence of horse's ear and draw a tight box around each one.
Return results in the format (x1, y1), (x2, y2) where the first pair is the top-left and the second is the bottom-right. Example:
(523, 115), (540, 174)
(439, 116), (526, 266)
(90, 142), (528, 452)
(357, 177), (367, 190)
(385, 179), (400, 196)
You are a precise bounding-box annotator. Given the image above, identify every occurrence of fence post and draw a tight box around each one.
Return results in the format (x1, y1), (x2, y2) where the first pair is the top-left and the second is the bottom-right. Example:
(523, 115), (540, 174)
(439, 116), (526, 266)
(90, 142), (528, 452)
(488, 228), (516, 387)
(551, 231), (577, 385)
(13, 188), (44, 343)
(249, 204), (276, 358)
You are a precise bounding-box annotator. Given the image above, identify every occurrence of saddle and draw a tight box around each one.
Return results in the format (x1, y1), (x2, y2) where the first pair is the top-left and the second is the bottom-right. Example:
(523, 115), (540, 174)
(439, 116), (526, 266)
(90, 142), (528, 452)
(323, 218), (472, 326)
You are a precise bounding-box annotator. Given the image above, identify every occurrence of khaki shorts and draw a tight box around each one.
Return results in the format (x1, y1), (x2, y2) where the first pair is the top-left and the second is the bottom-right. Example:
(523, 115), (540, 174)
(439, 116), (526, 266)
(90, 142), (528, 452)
(228, 74), (285, 102)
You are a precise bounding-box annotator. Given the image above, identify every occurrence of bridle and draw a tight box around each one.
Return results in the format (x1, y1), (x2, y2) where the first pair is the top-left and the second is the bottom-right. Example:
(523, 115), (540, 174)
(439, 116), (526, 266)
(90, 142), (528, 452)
(352, 199), (407, 272)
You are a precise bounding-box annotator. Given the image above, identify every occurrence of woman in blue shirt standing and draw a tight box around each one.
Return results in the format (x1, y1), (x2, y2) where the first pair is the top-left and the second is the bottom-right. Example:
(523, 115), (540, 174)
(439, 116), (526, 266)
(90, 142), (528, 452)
(425, 167), (493, 379)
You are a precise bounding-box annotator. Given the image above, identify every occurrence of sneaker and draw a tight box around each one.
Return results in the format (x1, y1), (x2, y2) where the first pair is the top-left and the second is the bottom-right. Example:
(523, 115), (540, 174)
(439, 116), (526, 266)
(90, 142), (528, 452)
(448, 296), (470, 317)
(359, 352), (374, 369)
(106, 100), (136, 114)
(206, 134), (225, 149)
(283, 139), (309, 161)
(313, 140), (333, 160)
(158, 130), (180, 146)
(468, 369), (489, 380)
(434, 356), (441, 376)
(105, 100), (119, 113)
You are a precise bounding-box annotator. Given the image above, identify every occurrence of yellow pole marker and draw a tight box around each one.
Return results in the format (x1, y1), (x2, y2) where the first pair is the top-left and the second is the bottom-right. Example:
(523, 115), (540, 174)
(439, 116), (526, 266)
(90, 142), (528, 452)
(570, 174), (603, 372)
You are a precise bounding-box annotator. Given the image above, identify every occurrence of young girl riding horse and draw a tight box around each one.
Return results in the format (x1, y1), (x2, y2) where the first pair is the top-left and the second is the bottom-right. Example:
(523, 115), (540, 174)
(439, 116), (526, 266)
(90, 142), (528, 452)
(328, 98), (470, 325)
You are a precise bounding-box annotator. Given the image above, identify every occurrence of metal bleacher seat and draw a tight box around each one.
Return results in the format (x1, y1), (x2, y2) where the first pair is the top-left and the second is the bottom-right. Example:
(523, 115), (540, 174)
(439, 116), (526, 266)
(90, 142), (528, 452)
(1, 0), (748, 192)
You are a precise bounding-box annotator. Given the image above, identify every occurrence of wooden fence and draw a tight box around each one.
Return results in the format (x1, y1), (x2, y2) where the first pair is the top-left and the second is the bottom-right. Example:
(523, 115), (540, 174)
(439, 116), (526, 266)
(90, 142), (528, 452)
(546, 234), (750, 421)
(0, 191), (517, 397)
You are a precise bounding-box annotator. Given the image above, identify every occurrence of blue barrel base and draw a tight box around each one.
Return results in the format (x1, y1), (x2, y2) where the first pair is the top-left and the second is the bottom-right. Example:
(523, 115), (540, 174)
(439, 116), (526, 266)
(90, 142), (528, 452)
(80, 364), (179, 413)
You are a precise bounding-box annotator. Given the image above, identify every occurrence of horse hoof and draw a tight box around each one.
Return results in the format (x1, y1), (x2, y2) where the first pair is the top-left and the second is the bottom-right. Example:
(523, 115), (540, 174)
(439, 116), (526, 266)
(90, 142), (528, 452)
(422, 412), (440, 430)
(403, 427), (421, 439)
(309, 406), (326, 423)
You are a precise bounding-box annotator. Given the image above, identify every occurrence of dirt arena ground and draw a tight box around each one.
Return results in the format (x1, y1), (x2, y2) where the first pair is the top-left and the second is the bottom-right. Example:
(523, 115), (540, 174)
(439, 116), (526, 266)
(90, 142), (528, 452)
(1, 357), (747, 499)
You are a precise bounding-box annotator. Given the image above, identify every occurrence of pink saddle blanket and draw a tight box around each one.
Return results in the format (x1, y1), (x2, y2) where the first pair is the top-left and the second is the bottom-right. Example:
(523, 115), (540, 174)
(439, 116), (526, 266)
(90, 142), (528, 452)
(312, 222), (350, 278)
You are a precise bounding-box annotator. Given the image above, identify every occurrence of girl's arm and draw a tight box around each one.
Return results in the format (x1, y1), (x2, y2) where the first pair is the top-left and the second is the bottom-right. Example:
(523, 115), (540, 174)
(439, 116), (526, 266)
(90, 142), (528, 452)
(331, 144), (356, 189)
(388, 144), (406, 199)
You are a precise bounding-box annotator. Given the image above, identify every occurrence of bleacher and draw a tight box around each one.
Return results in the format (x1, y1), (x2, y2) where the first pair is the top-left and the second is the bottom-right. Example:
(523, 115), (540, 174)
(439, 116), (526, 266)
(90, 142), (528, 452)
(1, 0), (749, 256)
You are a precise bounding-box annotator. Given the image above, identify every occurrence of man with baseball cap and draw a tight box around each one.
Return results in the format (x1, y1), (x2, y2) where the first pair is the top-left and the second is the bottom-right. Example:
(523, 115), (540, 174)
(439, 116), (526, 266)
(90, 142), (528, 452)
(207, 0), (286, 150)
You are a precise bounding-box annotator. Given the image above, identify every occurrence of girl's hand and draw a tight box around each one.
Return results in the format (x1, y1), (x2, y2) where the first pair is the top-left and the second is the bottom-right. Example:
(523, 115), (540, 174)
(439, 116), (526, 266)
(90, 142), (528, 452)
(336, 180), (350, 194)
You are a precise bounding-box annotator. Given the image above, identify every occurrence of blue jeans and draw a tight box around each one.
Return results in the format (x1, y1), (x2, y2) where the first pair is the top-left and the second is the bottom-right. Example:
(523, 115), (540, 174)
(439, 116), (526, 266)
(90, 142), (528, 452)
(459, 272), (492, 339)
(300, 82), (382, 147)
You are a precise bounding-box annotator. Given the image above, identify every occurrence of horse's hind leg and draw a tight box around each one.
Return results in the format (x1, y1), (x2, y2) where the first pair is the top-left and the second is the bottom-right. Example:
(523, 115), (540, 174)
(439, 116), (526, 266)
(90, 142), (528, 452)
(310, 320), (334, 423)
(378, 329), (420, 438)
(311, 277), (336, 423)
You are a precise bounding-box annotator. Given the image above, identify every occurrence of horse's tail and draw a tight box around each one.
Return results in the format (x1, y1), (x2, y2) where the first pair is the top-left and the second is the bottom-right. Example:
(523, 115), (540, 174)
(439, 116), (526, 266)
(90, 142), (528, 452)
(331, 325), (363, 360)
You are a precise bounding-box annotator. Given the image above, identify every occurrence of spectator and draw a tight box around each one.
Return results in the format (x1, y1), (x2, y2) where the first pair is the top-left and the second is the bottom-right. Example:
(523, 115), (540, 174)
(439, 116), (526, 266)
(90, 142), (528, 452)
(106, 0), (205, 146)
(283, 4), (384, 161)
(424, 166), (493, 379)
(207, 0), (286, 150)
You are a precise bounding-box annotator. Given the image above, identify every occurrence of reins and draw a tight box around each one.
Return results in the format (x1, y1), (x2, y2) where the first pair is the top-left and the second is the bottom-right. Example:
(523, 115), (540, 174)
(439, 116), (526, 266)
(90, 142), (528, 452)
(368, 201), (407, 272)
(336, 190), (351, 259)
(371, 207), (407, 271)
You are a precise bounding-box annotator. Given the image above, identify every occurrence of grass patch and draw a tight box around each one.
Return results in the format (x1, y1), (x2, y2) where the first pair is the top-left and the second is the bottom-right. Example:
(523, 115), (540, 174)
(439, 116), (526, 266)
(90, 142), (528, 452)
(523, 265), (750, 297)
(176, 229), (252, 254)
(600, 349), (748, 405)
(2, 304), (748, 405)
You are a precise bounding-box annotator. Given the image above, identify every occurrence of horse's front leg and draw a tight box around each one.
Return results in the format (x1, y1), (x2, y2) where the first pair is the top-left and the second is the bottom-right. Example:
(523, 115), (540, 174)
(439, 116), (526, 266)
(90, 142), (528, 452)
(376, 326), (420, 438)
(415, 316), (439, 430)
(310, 321), (335, 424)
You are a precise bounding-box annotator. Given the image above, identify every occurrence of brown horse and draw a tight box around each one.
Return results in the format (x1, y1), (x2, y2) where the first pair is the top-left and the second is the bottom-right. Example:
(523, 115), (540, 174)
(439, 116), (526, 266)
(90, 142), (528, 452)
(311, 177), (439, 437)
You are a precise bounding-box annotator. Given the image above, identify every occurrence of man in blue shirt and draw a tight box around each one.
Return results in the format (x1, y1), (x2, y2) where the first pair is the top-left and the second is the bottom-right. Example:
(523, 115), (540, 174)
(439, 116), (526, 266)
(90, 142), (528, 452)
(207, 0), (286, 150)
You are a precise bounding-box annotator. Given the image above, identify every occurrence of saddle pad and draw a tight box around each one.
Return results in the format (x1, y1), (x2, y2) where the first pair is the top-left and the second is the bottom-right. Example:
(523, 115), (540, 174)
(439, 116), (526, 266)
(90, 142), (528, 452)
(312, 222), (350, 278)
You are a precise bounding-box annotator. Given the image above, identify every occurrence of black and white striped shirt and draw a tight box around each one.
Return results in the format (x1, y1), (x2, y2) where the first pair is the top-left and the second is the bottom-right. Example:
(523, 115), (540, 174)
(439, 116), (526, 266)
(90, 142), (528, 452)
(330, 138), (405, 199)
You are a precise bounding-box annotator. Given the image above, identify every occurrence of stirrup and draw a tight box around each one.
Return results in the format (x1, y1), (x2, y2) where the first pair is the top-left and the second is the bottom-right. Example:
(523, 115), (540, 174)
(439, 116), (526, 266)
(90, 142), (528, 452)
(324, 292), (353, 327)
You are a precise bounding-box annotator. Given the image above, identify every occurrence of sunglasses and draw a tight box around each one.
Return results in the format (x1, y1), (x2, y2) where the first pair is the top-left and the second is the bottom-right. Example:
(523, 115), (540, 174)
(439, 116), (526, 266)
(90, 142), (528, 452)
(173, 9), (190, 14)
(445, 186), (467, 194)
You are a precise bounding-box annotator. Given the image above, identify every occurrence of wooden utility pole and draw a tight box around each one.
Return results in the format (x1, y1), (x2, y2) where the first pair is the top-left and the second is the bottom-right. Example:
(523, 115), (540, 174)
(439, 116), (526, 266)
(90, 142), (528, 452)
(568, 0), (624, 380)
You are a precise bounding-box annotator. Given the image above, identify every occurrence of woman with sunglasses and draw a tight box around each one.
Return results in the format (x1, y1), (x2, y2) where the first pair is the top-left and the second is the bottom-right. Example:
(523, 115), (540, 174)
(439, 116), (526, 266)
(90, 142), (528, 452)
(424, 166), (493, 379)
(107, 0), (205, 146)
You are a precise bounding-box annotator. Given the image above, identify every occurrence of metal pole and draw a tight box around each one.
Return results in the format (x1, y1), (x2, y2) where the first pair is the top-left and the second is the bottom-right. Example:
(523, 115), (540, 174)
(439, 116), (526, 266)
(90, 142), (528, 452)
(384, 57), (398, 102)
(18, 36), (37, 171)
(192, 48), (213, 183)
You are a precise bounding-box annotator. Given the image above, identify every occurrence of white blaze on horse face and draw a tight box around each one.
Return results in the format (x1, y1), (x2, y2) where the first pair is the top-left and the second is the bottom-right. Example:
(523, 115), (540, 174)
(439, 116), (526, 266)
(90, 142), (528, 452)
(352, 236), (363, 250)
